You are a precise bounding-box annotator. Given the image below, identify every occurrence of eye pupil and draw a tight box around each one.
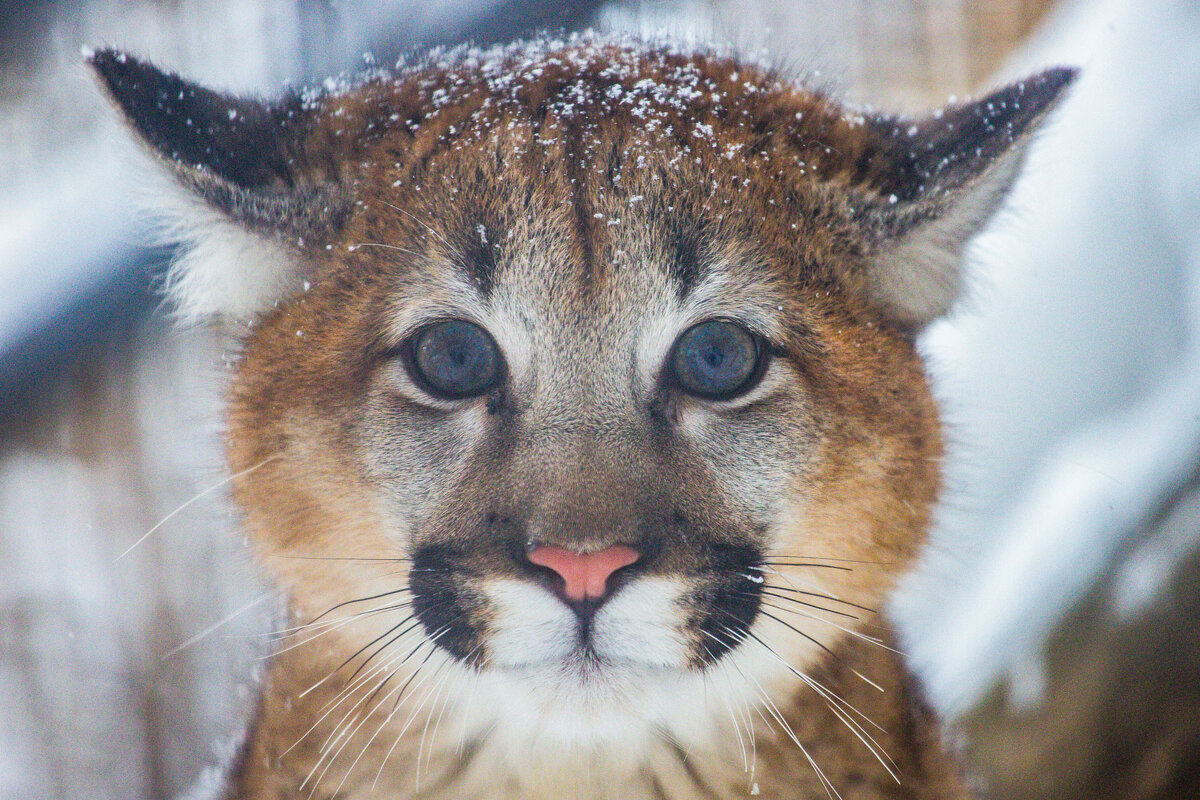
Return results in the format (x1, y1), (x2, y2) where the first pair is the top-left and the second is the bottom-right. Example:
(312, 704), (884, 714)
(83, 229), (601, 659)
(671, 320), (762, 400)
(410, 320), (501, 399)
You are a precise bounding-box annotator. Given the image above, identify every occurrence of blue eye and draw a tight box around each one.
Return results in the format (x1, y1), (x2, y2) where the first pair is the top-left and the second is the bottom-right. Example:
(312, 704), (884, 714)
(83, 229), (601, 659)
(409, 320), (502, 399)
(670, 320), (762, 400)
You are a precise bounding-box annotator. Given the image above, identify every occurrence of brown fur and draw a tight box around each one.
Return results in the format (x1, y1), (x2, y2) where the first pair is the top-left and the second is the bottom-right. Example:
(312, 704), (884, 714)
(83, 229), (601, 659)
(91, 36), (1073, 800)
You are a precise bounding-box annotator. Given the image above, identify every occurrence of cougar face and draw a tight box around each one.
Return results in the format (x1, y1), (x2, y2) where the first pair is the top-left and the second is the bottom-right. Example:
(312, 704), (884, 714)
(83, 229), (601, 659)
(362, 188), (820, 697)
(92, 36), (1073, 798)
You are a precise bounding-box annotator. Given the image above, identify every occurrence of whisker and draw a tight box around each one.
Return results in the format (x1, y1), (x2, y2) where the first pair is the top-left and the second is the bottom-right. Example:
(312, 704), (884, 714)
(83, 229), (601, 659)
(116, 455), (278, 561)
(742, 593), (896, 662)
(286, 627), (436, 759)
(276, 554), (412, 563)
(731, 605), (837, 661)
(704, 644), (749, 773)
(334, 596), (457, 696)
(287, 650), (403, 759)
(761, 555), (889, 565)
(315, 628), (430, 717)
(267, 601), (408, 661)
(261, 600), (414, 640)
(754, 562), (852, 572)
(340, 617), (428, 692)
(312, 629), (449, 795)
(298, 612), (429, 702)
(730, 624), (898, 783)
(162, 589), (280, 659)
(380, 201), (455, 250)
(454, 654), (487, 757)
(798, 677), (896, 771)
(752, 589), (861, 621)
(707, 628), (842, 800)
(758, 598), (855, 630)
(307, 588), (412, 627)
(394, 650), (459, 793)
(759, 584), (876, 615)
(349, 242), (421, 255)
(343, 631), (454, 792)
(419, 645), (477, 786)
(753, 570), (898, 655)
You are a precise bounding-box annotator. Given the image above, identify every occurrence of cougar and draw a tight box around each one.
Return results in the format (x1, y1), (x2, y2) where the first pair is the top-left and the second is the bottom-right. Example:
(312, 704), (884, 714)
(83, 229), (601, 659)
(90, 34), (1072, 800)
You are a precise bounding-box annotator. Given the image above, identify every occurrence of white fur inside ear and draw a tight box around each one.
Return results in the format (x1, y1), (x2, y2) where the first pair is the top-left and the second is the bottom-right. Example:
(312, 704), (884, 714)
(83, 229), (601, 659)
(158, 190), (304, 321)
(136, 165), (306, 321)
(869, 150), (1025, 327)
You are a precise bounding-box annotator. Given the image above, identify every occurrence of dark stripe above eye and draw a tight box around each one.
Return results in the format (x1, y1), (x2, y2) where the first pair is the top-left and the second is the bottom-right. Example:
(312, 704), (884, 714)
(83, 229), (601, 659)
(452, 221), (500, 298)
(666, 220), (708, 301)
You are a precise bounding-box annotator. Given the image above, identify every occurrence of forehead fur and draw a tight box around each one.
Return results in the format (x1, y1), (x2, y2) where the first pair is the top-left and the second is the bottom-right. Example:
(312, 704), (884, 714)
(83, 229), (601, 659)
(295, 36), (899, 380)
(343, 35), (871, 185)
(91, 34), (1073, 325)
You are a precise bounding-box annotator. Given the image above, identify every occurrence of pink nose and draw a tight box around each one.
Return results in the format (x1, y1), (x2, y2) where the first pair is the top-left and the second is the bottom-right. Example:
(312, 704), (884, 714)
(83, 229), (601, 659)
(526, 544), (641, 603)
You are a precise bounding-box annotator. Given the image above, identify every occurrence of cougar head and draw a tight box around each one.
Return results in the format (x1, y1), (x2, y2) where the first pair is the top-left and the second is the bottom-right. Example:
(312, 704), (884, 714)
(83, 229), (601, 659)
(92, 36), (1072, 760)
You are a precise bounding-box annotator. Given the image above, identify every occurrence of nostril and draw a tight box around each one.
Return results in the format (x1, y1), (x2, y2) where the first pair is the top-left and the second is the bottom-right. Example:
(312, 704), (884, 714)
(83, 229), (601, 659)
(526, 544), (641, 603)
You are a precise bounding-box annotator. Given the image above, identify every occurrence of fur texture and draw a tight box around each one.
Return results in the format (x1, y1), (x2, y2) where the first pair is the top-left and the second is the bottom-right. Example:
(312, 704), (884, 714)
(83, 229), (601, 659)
(92, 35), (1073, 800)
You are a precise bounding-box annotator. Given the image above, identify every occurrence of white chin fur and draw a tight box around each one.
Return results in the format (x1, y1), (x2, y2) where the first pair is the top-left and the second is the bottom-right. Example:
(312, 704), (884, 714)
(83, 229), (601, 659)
(476, 577), (773, 752)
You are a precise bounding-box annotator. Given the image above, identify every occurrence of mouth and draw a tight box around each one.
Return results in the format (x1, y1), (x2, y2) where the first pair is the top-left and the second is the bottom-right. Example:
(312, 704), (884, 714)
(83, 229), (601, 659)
(408, 538), (765, 678)
(495, 647), (676, 677)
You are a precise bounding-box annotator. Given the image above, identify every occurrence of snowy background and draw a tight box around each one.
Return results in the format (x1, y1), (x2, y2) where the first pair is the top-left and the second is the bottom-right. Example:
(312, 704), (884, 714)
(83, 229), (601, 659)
(896, 0), (1200, 711)
(2, 1), (1197, 798)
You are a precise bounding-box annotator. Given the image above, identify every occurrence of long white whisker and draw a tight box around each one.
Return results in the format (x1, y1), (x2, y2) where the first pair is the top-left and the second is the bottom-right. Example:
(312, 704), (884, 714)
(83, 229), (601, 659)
(296, 614), (425, 700)
(735, 626), (898, 785)
(300, 645), (416, 792)
(793, 669), (898, 780)
(367, 636), (456, 791)
(306, 624), (428, 715)
(162, 590), (280, 659)
(423, 644), (479, 777)
(755, 572), (896, 656)
(709, 628), (840, 800)
(285, 633), (425, 759)
(708, 650), (749, 772)
(416, 651), (464, 789)
(259, 597), (412, 641)
(117, 456), (278, 561)
(315, 630), (448, 795)
(455, 659), (486, 757)
(271, 602), (415, 669)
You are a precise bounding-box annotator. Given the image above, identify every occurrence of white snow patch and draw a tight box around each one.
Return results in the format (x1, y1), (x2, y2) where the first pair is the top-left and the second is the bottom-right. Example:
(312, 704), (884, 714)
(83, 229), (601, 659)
(894, 0), (1200, 715)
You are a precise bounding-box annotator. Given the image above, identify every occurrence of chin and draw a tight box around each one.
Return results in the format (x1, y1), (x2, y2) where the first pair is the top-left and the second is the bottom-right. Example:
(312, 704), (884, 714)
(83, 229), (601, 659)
(468, 577), (766, 754)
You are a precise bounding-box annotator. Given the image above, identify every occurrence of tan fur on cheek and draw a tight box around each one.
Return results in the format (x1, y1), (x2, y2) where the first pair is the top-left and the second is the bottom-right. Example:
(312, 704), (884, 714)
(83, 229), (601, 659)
(226, 404), (409, 618)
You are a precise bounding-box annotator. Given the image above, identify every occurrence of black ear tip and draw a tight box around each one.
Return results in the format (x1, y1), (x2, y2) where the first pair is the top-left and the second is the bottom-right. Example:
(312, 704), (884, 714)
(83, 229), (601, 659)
(86, 47), (167, 108)
(1031, 65), (1080, 94)
(86, 47), (136, 88)
(1014, 65), (1080, 112)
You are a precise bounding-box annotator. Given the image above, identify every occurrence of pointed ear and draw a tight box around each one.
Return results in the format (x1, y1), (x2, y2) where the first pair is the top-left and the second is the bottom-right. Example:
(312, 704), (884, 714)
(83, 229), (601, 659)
(848, 67), (1077, 328)
(88, 49), (353, 319)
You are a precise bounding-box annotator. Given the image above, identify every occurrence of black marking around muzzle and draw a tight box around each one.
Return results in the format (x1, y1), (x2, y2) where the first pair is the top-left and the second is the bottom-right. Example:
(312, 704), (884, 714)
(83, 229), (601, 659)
(409, 544), (485, 664)
(693, 541), (763, 665)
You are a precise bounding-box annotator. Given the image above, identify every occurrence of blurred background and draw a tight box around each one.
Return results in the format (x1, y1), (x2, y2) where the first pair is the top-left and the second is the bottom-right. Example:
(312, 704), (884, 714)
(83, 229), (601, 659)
(1, 1), (1197, 798)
